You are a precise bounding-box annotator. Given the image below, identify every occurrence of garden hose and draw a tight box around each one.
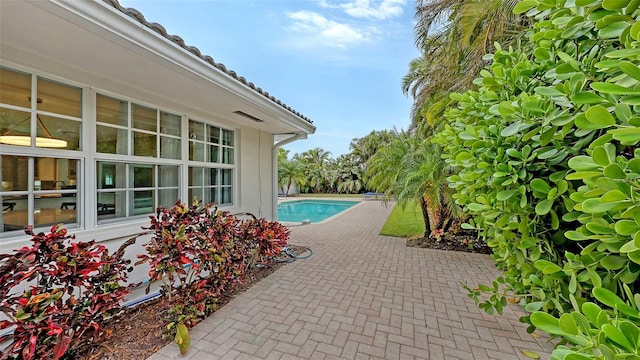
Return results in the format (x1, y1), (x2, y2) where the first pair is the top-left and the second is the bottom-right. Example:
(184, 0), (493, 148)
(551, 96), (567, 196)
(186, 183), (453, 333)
(274, 245), (313, 263)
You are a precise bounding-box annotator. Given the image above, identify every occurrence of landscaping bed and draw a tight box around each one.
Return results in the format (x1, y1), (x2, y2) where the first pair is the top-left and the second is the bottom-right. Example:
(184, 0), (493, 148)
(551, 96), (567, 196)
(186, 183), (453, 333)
(406, 230), (492, 254)
(71, 261), (283, 360)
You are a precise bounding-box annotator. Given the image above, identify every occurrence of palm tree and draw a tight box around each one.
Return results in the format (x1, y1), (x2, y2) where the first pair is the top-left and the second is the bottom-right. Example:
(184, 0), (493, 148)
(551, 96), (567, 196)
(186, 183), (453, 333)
(365, 131), (457, 237)
(278, 157), (306, 197)
(296, 148), (332, 193)
(405, 0), (528, 127)
(349, 130), (395, 167)
(335, 154), (365, 194)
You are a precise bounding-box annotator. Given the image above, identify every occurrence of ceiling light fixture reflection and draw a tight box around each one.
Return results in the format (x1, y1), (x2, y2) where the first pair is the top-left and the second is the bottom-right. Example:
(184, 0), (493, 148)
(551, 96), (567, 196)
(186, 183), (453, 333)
(0, 108), (67, 148)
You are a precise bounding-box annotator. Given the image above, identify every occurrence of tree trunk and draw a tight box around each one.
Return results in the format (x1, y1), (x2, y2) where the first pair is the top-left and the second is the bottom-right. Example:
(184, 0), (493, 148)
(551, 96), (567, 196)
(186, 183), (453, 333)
(423, 196), (440, 235)
(286, 180), (292, 197)
(419, 197), (432, 238)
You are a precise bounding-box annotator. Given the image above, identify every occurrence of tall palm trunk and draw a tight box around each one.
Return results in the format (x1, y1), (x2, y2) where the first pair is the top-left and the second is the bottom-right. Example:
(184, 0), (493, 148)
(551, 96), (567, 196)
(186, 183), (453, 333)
(419, 196), (432, 238)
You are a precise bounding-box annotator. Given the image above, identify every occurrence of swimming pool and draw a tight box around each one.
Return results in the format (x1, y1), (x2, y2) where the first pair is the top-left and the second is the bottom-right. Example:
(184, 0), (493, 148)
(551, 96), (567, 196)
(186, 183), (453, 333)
(278, 199), (359, 223)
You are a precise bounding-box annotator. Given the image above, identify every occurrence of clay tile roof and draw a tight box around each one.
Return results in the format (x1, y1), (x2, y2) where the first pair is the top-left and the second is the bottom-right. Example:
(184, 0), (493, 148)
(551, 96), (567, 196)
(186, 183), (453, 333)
(102, 0), (313, 124)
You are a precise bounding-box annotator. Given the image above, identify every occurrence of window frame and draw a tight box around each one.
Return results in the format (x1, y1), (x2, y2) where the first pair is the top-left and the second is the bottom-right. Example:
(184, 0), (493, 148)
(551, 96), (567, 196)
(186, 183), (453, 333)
(0, 64), (239, 241)
(187, 118), (236, 207)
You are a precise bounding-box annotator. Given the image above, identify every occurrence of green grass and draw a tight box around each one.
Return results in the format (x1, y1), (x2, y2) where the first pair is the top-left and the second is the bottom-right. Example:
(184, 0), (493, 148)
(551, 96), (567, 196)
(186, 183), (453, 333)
(380, 201), (426, 238)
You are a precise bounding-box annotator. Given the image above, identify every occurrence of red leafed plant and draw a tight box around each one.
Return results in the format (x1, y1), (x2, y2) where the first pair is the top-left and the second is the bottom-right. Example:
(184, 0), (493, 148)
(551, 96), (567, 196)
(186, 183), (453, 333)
(0, 225), (136, 360)
(136, 201), (289, 354)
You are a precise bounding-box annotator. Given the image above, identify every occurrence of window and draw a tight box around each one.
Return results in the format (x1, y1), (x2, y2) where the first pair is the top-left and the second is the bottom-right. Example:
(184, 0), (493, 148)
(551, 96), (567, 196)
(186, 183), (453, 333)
(1, 67), (81, 235)
(188, 119), (234, 206)
(1, 155), (79, 233)
(0, 66), (238, 237)
(95, 94), (182, 222)
(96, 94), (181, 159)
(96, 162), (179, 222)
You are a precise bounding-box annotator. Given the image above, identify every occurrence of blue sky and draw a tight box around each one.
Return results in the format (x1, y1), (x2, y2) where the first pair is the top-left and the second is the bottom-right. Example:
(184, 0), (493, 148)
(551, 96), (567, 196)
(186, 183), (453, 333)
(120, 0), (418, 157)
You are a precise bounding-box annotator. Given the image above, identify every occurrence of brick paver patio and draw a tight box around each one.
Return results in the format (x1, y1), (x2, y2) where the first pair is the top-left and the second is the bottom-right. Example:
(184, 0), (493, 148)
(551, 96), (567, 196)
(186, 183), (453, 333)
(148, 200), (554, 359)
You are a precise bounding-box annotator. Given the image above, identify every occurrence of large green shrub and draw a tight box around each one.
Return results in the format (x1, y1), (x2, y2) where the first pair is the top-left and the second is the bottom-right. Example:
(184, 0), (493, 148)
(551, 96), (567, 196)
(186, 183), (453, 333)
(436, 0), (640, 356)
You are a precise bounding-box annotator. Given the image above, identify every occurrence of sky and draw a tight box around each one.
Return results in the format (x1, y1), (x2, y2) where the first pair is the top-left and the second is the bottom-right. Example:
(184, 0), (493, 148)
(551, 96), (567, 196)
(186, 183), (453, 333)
(120, 0), (419, 158)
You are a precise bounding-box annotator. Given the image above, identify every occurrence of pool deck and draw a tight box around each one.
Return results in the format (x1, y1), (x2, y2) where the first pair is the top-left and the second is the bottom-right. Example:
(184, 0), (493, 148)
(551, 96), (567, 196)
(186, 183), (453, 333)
(148, 199), (554, 359)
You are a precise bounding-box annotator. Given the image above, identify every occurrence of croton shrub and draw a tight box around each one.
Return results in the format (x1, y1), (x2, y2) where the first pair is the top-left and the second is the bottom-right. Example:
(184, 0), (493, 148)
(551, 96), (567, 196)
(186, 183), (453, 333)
(0, 225), (135, 360)
(436, 0), (640, 357)
(135, 201), (289, 354)
(0, 202), (289, 358)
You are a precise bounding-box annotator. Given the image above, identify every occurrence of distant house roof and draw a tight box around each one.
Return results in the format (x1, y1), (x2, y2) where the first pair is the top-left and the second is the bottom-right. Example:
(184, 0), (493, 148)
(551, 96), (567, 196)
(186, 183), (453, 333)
(103, 0), (313, 125)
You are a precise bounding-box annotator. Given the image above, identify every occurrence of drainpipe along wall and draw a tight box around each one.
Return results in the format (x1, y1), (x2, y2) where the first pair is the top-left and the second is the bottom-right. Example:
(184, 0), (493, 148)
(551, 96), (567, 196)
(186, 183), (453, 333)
(272, 133), (307, 220)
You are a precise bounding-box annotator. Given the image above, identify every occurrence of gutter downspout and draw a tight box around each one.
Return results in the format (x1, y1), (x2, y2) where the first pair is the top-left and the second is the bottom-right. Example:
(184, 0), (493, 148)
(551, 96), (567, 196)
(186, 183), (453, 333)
(272, 133), (307, 220)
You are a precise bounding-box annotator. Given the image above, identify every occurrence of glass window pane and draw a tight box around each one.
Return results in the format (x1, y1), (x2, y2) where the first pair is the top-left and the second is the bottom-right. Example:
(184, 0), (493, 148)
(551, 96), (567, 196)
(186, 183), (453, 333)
(132, 104), (156, 131)
(97, 191), (124, 220)
(222, 129), (234, 146)
(34, 198), (77, 229)
(189, 141), (204, 161)
(158, 189), (178, 208)
(222, 148), (234, 164)
(1, 194), (28, 232)
(133, 131), (156, 157)
(211, 187), (218, 205)
(97, 162), (126, 189)
(37, 77), (81, 118)
(1, 155), (28, 191)
(97, 94), (128, 126)
(222, 169), (232, 186)
(189, 167), (203, 186)
(211, 168), (219, 185)
(97, 125), (128, 154)
(34, 158), (77, 191)
(189, 119), (204, 141)
(161, 112), (181, 136)
(208, 126), (220, 144)
(221, 187), (232, 205)
(131, 190), (154, 215)
(159, 166), (178, 187)
(188, 188), (203, 205)
(0, 67), (31, 108)
(38, 115), (80, 150)
(160, 136), (181, 159)
(0, 109), (31, 147)
(208, 145), (219, 163)
(131, 164), (154, 188)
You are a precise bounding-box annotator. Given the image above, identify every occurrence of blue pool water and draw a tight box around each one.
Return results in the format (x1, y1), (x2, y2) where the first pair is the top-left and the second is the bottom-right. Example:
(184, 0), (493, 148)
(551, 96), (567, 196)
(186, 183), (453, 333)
(278, 200), (359, 223)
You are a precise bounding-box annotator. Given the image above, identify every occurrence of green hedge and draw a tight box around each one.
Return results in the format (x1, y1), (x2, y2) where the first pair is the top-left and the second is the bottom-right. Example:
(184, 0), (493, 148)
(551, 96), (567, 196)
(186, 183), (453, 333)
(435, 0), (640, 357)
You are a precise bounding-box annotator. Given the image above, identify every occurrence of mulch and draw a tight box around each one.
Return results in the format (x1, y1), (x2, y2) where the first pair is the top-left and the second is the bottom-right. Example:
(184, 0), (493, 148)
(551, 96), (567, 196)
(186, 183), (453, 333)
(405, 230), (492, 254)
(70, 262), (283, 360)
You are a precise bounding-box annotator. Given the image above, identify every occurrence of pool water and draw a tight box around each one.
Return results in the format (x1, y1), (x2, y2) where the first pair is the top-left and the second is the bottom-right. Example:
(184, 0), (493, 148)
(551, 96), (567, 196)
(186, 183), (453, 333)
(277, 200), (359, 223)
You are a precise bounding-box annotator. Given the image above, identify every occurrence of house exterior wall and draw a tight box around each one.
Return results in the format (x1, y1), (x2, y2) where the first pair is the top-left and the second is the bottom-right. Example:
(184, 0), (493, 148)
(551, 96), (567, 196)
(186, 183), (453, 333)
(0, 60), (277, 305)
(0, 0), (313, 305)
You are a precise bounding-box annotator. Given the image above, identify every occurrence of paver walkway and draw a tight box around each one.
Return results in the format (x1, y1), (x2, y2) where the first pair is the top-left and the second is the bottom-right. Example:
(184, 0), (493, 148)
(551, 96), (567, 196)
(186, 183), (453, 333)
(148, 200), (554, 359)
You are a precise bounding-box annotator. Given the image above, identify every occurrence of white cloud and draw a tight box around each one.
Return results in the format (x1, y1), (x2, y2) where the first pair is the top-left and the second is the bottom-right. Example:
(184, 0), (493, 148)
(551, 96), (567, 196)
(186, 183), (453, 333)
(320, 0), (408, 20)
(286, 11), (367, 49)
